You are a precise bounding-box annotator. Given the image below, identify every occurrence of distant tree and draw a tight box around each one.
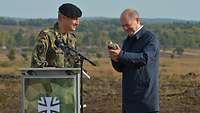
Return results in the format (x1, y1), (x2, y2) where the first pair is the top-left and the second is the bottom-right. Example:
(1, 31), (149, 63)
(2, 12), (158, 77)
(97, 31), (110, 47)
(170, 54), (175, 59)
(21, 52), (28, 61)
(14, 30), (29, 47)
(173, 46), (184, 55)
(96, 52), (103, 58)
(29, 35), (36, 47)
(7, 48), (16, 61)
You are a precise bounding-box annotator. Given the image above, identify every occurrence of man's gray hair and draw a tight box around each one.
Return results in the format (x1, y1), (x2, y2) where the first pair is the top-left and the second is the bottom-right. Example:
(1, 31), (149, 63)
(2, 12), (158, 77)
(120, 8), (140, 19)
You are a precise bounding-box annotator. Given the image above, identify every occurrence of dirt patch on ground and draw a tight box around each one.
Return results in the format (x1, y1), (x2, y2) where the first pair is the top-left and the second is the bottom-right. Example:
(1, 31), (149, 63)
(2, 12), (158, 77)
(0, 72), (200, 113)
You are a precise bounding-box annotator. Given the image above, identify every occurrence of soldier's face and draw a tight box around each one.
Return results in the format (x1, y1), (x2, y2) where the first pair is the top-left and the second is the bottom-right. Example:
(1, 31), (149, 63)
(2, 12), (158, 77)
(67, 17), (80, 31)
(58, 14), (80, 33)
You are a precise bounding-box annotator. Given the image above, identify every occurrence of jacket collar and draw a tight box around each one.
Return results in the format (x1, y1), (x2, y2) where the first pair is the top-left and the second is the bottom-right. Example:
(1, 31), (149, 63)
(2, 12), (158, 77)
(128, 25), (145, 40)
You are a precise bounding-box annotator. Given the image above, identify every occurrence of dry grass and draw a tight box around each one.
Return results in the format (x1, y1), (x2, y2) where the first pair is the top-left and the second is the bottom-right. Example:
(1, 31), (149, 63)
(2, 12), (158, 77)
(0, 51), (199, 76)
(0, 51), (200, 113)
(84, 58), (121, 78)
(84, 54), (200, 79)
(160, 55), (200, 76)
(0, 52), (30, 74)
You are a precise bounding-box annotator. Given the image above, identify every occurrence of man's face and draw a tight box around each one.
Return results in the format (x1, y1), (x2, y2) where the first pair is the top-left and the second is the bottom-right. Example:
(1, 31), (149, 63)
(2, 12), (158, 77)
(58, 13), (80, 33)
(120, 14), (140, 36)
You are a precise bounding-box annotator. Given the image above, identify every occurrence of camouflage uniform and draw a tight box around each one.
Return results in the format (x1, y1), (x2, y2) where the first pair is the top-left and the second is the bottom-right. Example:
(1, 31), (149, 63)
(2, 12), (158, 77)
(26, 3), (82, 113)
(31, 23), (80, 68)
(28, 23), (79, 113)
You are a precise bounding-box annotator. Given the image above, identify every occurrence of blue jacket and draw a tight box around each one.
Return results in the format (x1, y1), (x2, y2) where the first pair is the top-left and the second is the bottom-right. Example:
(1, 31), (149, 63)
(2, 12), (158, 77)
(112, 27), (160, 113)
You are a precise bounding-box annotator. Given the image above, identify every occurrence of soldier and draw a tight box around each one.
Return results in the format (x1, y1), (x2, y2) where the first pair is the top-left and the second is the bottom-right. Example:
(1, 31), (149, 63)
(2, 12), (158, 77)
(26, 4), (82, 112)
(31, 3), (82, 68)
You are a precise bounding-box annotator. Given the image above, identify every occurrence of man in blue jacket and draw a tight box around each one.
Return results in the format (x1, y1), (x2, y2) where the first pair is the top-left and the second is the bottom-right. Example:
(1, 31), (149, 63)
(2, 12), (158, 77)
(108, 8), (160, 113)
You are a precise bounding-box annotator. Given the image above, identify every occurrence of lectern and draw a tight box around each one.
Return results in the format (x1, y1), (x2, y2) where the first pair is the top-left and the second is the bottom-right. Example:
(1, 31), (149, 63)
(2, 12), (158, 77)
(20, 68), (81, 113)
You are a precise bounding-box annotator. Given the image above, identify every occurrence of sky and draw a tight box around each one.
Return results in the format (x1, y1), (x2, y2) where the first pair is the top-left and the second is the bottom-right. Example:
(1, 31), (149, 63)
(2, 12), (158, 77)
(0, 0), (199, 21)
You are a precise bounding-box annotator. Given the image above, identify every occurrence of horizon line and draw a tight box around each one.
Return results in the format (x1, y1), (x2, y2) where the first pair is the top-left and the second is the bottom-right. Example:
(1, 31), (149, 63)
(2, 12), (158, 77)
(0, 16), (199, 22)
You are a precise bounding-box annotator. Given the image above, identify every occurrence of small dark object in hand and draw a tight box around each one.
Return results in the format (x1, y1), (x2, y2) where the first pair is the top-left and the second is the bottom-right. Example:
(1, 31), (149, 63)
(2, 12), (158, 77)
(107, 41), (119, 50)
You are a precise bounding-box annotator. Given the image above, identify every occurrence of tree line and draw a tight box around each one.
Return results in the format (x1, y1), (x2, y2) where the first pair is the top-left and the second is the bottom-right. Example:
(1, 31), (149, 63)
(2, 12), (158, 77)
(0, 17), (200, 50)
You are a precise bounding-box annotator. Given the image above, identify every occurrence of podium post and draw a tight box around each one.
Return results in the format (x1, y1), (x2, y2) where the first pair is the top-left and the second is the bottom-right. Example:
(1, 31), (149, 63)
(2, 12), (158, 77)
(20, 68), (81, 113)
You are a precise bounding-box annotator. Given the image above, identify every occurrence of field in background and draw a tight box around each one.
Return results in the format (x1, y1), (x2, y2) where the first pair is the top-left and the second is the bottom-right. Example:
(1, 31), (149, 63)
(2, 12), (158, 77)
(83, 52), (200, 113)
(0, 50), (200, 113)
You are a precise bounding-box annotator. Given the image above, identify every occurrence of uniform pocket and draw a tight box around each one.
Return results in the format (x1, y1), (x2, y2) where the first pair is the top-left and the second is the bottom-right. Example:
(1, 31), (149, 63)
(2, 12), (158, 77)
(54, 49), (64, 67)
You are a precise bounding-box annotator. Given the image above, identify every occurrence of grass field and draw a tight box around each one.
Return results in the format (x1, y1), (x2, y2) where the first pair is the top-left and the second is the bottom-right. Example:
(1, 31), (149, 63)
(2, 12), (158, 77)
(0, 51), (200, 113)
(83, 52), (200, 113)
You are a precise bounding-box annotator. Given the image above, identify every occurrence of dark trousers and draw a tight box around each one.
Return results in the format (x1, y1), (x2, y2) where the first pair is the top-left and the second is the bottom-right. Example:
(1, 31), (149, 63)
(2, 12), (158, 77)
(123, 111), (158, 113)
(122, 105), (158, 113)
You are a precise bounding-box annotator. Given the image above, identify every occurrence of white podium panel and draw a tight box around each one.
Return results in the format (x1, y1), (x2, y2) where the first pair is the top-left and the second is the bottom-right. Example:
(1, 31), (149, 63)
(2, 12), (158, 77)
(20, 68), (81, 113)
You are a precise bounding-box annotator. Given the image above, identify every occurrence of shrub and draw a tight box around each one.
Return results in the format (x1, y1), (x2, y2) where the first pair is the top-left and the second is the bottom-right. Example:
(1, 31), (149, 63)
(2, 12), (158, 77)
(7, 48), (16, 61)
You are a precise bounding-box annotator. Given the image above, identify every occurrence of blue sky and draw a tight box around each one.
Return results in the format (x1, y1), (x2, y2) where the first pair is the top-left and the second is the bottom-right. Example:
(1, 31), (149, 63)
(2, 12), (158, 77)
(0, 0), (199, 20)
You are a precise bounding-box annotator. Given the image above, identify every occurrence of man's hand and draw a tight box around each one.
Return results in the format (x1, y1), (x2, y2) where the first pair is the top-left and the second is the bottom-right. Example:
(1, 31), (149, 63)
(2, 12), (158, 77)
(108, 44), (121, 62)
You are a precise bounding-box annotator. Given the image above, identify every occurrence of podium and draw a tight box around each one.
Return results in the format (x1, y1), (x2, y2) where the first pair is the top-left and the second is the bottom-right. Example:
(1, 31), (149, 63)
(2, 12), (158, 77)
(20, 68), (81, 113)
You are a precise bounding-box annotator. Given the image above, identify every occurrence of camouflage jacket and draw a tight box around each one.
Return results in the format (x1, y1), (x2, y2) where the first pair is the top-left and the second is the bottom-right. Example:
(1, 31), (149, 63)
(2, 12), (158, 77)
(31, 23), (80, 68)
